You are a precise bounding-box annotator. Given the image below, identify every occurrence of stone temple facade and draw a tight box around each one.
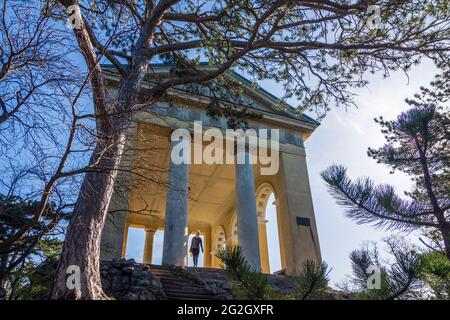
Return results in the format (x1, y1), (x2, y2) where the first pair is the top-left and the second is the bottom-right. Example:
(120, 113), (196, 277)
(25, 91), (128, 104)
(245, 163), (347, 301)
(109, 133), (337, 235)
(100, 64), (322, 276)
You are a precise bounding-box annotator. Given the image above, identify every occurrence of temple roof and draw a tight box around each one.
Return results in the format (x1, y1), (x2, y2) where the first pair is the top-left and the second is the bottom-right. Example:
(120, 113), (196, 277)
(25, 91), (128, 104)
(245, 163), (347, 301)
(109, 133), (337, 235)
(101, 63), (320, 128)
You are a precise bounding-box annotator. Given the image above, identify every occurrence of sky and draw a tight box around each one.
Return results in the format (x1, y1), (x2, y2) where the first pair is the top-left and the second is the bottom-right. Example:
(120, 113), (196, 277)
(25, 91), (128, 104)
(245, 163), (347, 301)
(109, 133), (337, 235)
(303, 59), (437, 286)
(1, 0), (443, 293)
(126, 59), (438, 286)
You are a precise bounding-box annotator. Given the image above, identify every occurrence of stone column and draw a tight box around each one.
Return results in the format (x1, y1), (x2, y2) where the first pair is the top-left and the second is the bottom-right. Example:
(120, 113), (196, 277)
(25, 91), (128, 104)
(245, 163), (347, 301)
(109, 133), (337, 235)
(162, 137), (190, 266)
(257, 216), (270, 273)
(121, 223), (129, 258)
(204, 229), (211, 267)
(235, 150), (261, 271)
(143, 228), (156, 264)
(273, 198), (287, 271)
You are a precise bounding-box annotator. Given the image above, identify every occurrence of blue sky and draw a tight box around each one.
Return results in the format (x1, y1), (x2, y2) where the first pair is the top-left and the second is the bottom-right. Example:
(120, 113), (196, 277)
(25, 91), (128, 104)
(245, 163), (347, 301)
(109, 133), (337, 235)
(126, 59), (438, 286)
(0, 1), (442, 290)
(303, 59), (437, 286)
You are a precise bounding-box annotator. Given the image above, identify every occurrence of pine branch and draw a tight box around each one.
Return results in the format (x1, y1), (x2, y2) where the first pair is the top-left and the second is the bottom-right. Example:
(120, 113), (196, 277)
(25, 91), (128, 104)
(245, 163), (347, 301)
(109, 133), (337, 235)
(321, 165), (439, 231)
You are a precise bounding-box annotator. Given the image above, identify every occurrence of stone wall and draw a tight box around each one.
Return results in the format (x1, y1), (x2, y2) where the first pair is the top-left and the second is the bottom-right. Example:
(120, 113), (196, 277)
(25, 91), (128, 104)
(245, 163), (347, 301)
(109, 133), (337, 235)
(101, 259), (166, 300)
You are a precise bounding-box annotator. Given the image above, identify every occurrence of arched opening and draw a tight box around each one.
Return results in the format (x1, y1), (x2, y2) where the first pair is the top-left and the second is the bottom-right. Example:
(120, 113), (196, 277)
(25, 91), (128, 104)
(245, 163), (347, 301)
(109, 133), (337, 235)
(256, 183), (282, 274)
(213, 225), (227, 253)
(265, 193), (282, 273)
(230, 214), (238, 247)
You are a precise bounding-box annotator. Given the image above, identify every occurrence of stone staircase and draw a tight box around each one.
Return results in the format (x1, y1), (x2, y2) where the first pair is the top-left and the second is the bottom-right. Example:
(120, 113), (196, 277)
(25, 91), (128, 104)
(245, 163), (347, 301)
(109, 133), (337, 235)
(102, 259), (347, 300)
(149, 265), (225, 300)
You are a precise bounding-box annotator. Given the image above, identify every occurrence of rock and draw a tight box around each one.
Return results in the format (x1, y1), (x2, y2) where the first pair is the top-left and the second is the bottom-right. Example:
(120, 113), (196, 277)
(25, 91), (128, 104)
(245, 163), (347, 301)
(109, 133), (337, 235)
(111, 258), (121, 268)
(136, 279), (151, 287)
(140, 270), (151, 278)
(123, 287), (157, 300)
(122, 266), (134, 274)
(111, 275), (123, 291)
(221, 281), (232, 290)
(151, 279), (162, 289)
(142, 265), (151, 271)
(101, 261), (166, 300)
(101, 278), (111, 291)
(122, 258), (136, 268)
(122, 276), (131, 285)
(132, 269), (150, 279)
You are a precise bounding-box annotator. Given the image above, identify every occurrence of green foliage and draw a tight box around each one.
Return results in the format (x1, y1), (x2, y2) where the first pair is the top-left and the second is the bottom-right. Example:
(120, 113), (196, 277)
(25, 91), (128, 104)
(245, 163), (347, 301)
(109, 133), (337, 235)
(216, 246), (274, 299)
(216, 246), (330, 300)
(52, 0), (450, 118)
(293, 260), (330, 300)
(419, 251), (450, 299)
(13, 242), (61, 300)
(343, 239), (422, 300)
(0, 194), (64, 300)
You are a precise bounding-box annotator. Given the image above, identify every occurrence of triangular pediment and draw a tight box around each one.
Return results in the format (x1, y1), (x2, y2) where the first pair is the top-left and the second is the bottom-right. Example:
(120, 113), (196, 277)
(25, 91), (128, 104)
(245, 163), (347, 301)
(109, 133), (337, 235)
(175, 80), (279, 114)
(102, 63), (319, 127)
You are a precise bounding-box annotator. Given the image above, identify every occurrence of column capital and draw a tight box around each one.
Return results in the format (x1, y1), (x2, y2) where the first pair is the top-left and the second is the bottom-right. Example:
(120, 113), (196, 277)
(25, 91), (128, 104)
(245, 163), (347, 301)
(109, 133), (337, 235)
(144, 227), (157, 233)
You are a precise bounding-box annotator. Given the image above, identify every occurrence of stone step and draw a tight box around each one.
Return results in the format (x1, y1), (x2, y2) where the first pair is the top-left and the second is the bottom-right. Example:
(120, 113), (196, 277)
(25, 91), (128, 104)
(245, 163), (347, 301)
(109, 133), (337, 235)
(164, 291), (217, 300)
(162, 284), (209, 294)
(150, 272), (195, 281)
(154, 274), (191, 280)
(149, 272), (181, 278)
(150, 273), (186, 280)
(150, 273), (185, 280)
(161, 279), (204, 286)
(163, 289), (211, 297)
(149, 269), (172, 275)
(154, 273), (184, 277)
(170, 296), (214, 300)
(146, 265), (225, 300)
(160, 279), (202, 287)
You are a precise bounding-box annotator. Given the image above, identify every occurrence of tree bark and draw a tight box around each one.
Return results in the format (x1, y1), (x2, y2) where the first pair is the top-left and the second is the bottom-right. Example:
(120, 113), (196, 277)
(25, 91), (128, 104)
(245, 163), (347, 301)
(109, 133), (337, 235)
(0, 253), (7, 299)
(415, 138), (450, 260)
(441, 227), (450, 261)
(51, 125), (129, 300)
(50, 0), (189, 299)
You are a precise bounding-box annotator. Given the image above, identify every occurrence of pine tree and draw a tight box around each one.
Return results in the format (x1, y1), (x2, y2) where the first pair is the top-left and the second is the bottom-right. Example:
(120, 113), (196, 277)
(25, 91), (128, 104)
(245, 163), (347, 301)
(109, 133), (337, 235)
(0, 194), (64, 299)
(341, 238), (421, 300)
(216, 246), (330, 300)
(321, 70), (450, 259)
(419, 251), (450, 299)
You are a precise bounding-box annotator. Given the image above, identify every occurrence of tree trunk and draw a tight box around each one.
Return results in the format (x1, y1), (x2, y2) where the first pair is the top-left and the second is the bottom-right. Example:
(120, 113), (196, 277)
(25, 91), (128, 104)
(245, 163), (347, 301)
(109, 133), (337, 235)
(441, 226), (450, 261)
(0, 254), (7, 300)
(50, 52), (153, 299)
(49, 0), (174, 300)
(51, 125), (129, 300)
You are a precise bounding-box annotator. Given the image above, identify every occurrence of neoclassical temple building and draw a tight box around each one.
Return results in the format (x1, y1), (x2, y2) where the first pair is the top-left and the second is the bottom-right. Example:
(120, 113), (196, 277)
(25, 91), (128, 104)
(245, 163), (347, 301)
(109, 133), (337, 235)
(100, 64), (322, 275)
